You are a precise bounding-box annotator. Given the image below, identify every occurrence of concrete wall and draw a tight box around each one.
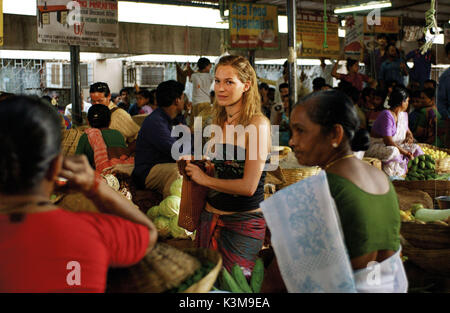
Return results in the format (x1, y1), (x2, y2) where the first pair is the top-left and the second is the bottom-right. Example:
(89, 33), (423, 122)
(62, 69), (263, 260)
(91, 58), (123, 94)
(1, 13), (288, 59)
(1, 13), (448, 63)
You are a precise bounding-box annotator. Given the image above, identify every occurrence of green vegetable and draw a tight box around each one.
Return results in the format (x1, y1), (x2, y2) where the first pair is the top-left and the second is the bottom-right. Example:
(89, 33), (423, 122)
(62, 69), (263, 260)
(231, 264), (253, 293)
(169, 215), (188, 239)
(413, 208), (450, 222)
(146, 206), (160, 220)
(154, 216), (171, 237)
(169, 177), (183, 198)
(408, 159), (413, 169)
(159, 195), (181, 218)
(418, 155), (426, 161)
(410, 203), (424, 212)
(222, 268), (243, 293)
(419, 161), (426, 169)
(414, 158), (419, 165)
(250, 258), (264, 293)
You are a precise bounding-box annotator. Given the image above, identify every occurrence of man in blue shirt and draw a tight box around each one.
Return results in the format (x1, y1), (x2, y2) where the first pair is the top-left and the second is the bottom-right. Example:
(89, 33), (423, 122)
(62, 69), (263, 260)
(379, 44), (409, 90)
(437, 43), (450, 120)
(405, 37), (435, 88)
(437, 43), (450, 147)
(132, 80), (187, 196)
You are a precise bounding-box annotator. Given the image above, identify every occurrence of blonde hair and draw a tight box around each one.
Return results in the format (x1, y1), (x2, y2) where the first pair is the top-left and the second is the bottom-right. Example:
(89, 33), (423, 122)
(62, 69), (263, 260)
(212, 55), (263, 128)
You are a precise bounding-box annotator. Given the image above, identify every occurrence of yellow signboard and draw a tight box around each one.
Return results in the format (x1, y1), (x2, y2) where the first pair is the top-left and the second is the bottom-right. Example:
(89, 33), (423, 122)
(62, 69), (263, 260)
(229, 2), (278, 49)
(296, 14), (340, 58)
(0, 0), (3, 46)
(364, 17), (399, 34)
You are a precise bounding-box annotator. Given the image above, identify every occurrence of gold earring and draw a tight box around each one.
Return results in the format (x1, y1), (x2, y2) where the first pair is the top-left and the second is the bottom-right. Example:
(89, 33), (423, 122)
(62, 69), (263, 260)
(332, 143), (338, 148)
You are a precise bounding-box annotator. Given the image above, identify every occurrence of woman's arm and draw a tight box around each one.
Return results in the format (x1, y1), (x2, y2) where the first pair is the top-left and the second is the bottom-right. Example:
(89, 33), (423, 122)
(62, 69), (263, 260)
(185, 116), (271, 197)
(331, 60), (341, 79)
(60, 155), (157, 254)
(382, 136), (414, 159)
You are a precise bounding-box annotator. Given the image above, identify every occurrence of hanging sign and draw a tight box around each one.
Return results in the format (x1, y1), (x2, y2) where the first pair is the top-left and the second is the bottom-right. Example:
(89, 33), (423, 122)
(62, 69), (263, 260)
(296, 13), (340, 58)
(344, 15), (364, 54)
(37, 0), (119, 48)
(229, 2), (279, 49)
(364, 16), (399, 34)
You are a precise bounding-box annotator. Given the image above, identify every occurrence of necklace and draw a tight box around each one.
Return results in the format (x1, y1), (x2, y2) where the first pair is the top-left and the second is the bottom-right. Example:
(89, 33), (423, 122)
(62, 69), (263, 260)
(226, 110), (241, 125)
(323, 154), (355, 170)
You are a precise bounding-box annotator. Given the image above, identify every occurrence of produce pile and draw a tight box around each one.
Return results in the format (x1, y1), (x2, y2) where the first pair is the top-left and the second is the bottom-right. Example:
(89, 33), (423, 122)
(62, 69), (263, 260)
(400, 203), (450, 226)
(406, 155), (438, 181)
(421, 146), (449, 160)
(146, 177), (194, 240)
(166, 261), (216, 293)
(219, 259), (264, 293)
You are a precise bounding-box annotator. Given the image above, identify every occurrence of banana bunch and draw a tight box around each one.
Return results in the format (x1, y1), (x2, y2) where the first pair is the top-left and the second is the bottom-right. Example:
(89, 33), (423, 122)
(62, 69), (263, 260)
(400, 209), (415, 222)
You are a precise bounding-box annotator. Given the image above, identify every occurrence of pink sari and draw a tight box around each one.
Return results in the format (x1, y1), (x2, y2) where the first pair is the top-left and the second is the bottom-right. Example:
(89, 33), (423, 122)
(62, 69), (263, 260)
(85, 128), (134, 173)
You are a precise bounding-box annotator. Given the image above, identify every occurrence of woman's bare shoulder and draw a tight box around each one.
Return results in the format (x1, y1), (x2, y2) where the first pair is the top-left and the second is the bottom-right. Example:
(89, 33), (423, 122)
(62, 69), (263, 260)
(250, 113), (270, 127)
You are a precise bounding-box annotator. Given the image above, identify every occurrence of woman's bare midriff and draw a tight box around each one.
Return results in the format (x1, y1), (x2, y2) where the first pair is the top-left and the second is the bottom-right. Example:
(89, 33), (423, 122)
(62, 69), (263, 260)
(351, 250), (396, 270)
(205, 202), (262, 215)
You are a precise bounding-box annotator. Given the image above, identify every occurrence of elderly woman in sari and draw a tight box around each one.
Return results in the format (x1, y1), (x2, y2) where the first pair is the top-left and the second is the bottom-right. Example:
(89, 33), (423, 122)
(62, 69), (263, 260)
(261, 90), (407, 293)
(364, 86), (423, 177)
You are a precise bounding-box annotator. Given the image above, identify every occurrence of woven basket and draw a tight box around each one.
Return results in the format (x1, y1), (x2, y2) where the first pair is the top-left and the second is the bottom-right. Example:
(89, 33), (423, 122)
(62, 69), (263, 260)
(61, 128), (85, 157)
(58, 192), (99, 213)
(182, 248), (222, 293)
(131, 114), (148, 127)
(418, 143), (450, 174)
(106, 242), (201, 293)
(362, 157), (382, 170)
(392, 180), (450, 200)
(279, 166), (321, 189)
(402, 240), (450, 276)
(401, 222), (450, 250)
(395, 186), (433, 211)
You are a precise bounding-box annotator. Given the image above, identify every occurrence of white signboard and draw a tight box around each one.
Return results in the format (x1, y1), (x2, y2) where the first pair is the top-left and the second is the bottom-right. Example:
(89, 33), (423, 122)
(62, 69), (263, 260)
(344, 16), (364, 55)
(37, 0), (118, 48)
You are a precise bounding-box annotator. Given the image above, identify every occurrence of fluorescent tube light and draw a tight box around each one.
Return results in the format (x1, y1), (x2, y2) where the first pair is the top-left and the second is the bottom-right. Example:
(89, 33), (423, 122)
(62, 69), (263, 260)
(334, 1), (392, 14)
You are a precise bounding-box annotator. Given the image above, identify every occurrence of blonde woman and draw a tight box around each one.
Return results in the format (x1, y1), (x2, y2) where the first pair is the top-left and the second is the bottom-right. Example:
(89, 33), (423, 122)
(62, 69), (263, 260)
(184, 55), (271, 275)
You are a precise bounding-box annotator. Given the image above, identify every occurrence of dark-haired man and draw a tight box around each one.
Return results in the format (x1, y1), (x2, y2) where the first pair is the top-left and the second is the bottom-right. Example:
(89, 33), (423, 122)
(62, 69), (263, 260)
(259, 82), (273, 119)
(437, 42), (450, 146)
(132, 80), (187, 196)
(89, 82), (140, 145)
(118, 87), (131, 111)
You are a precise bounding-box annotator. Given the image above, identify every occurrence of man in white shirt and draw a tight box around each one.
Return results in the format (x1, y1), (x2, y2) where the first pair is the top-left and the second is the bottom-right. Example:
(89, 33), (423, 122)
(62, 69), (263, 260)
(65, 90), (91, 123)
(190, 57), (213, 125)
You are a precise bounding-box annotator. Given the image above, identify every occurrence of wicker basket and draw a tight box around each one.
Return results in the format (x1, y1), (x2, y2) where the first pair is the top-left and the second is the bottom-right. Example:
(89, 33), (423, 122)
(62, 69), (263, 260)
(402, 240), (450, 276)
(418, 143), (450, 174)
(61, 128), (85, 157)
(401, 222), (450, 250)
(131, 114), (148, 127)
(392, 180), (450, 200)
(362, 157), (382, 170)
(182, 248), (222, 293)
(106, 242), (201, 293)
(58, 192), (99, 213)
(279, 166), (321, 189)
